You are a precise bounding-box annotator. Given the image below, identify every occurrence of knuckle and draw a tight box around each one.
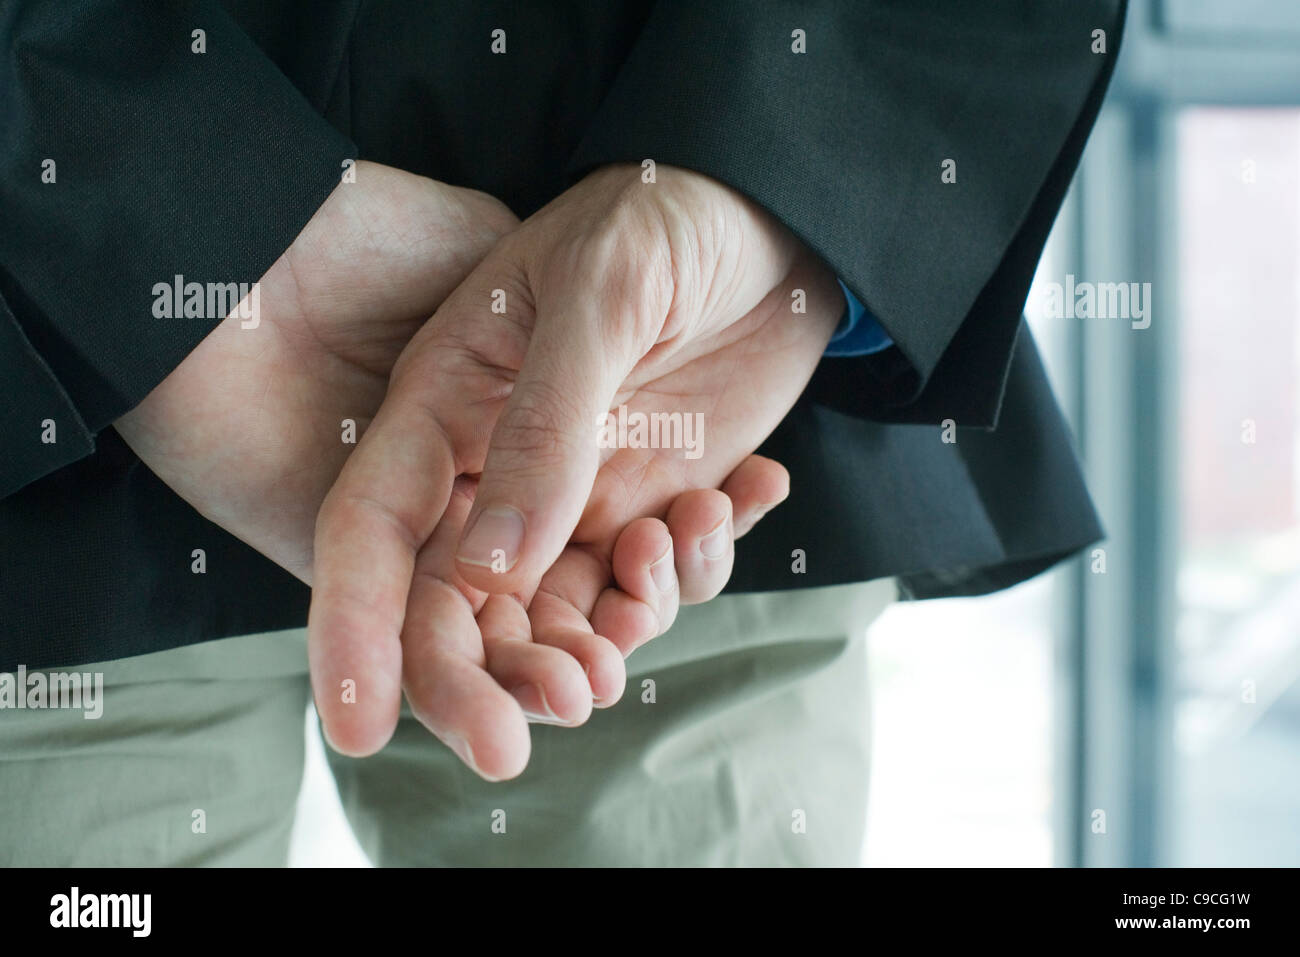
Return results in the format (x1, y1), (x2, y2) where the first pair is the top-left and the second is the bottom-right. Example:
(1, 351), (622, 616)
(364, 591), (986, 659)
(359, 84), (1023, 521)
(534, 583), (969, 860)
(460, 188), (521, 237)
(545, 201), (676, 353)
(587, 214), (674, 312)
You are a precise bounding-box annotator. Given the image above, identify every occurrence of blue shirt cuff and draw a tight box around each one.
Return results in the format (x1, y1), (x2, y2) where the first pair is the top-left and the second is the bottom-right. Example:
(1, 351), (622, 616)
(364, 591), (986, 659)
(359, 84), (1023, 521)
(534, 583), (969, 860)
(824, 279), (893, 357)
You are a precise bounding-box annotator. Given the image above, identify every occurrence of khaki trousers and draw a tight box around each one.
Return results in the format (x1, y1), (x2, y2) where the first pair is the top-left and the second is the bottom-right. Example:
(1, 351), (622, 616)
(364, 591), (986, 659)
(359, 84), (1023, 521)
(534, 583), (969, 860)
(0, 578), (895, 866)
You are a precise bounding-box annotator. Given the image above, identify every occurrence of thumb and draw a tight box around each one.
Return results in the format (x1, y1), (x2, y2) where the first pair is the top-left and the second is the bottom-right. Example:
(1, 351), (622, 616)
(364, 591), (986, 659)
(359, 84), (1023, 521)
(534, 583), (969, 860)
(455, 294), (623, 595)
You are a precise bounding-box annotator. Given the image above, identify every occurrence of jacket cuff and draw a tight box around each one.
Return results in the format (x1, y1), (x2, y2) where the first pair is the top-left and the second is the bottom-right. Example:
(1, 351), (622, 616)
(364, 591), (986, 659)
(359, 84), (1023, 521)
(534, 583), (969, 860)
(567, 0), (1125, 426)
(0, 290), (95, 498)
(0, 0), (356, 471)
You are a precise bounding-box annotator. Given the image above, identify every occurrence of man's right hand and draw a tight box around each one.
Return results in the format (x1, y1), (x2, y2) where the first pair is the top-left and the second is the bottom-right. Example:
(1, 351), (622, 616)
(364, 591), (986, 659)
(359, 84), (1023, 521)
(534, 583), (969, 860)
(310, 163), (843, 762)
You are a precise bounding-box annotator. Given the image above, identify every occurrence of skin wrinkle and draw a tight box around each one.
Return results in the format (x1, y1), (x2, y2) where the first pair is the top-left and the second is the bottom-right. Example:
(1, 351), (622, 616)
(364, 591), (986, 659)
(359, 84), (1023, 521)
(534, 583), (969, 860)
(532, 560), (608, 623)
(430, 333), (522, 398)
(338, 491), (427, 560)
(474, 267), (536, 343)
(401, 385), (468, 478)
(687, 193), (734, 331)
(490, 374), (592, 468)
(257, 320), (380, 496)
(409, 566), (485, 620)
(595, 452), (663, 528)
(281, 244), (410, 378)
(313, 589), (408, 659)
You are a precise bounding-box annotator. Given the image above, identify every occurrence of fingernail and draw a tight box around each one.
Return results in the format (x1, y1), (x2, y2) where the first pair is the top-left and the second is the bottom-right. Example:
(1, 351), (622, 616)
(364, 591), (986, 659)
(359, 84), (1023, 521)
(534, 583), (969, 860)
(512, 682), (565, 724)
(649, 543), (676, 592)
(458, 506), (525, 572)
(583, 662), (609, 705)
(441, 732), (497, 780)
(699, 520), (729, 560)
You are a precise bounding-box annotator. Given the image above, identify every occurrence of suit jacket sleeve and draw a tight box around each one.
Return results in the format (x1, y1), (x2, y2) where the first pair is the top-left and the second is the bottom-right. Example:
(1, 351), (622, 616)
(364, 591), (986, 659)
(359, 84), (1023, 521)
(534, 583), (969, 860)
(567, 0), (1126, 428)
(0, 0), (355, 499)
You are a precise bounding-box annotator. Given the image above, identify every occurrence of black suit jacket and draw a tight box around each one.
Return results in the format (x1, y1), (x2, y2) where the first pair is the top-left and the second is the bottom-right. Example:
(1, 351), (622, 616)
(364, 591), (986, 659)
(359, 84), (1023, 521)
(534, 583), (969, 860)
(0, 0), (1123, 670)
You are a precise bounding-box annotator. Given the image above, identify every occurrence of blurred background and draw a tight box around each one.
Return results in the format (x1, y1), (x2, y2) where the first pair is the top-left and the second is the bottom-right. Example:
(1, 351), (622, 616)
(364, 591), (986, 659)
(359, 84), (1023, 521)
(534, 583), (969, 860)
(289, 0), (1300, 866)
(864, 0), (1300, 866)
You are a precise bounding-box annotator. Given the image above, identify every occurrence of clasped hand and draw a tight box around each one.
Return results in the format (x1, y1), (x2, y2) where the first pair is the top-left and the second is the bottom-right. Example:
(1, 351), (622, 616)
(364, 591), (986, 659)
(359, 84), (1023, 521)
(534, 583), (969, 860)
(117, 161), (842, 780)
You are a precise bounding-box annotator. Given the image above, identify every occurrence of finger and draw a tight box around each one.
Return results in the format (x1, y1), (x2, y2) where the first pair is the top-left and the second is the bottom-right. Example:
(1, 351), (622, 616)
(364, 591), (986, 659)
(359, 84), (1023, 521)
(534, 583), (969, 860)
(401, 578), (531, 781)
(527, 551), (628, 707)
(590, 455), (787, 654)
(531, 618), (627, 708)
(308, 381), (457, 758)
(723, 454), (789, 539)
(668, 489), (734, 606)
(665, 457), (786, 607)
(397, 480), (532, 780)
(477, 594), (594, 726)
(455, 282), (625, 597)
(589, 518), (679, 658)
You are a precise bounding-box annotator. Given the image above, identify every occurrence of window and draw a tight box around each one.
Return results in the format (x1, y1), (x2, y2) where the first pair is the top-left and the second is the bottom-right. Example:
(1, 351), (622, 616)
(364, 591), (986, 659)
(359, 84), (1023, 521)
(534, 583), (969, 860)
(1169, 107), (1300, 865)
